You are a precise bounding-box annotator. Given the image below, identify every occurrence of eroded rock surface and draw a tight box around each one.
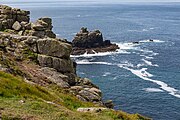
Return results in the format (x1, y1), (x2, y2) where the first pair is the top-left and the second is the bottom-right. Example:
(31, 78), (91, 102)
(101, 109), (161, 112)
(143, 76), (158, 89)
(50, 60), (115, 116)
(72, 27), (119, 55)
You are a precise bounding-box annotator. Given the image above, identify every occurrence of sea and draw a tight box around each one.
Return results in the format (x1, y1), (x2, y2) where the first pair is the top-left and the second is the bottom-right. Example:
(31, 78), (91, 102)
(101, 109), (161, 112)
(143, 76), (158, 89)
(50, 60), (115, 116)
(1, 1), (180, 120)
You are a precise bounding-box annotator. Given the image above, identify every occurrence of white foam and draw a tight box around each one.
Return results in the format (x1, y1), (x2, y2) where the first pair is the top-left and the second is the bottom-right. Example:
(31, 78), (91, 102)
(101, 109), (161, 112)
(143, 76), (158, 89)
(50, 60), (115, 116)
(102, 72), (111, 77)
(137, 63), (145, 68)
(116, 42), (139, 50)
(76, 60), (113, 65)
(139, 39), (165, 43)
(149, 28), (155, 30)
(71, 43), (130, 58)
(140, 55), (154, 59)
(142, 59), (159, 67)
(123, 67), (180, 99)
(142, 29), (149, 32)
(143, 88), (164, 92)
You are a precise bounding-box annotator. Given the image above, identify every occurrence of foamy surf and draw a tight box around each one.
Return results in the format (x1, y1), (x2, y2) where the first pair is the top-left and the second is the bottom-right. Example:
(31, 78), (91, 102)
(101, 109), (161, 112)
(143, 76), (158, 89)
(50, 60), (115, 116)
(71, 43), (131, 58)
(142, 59), (159, 67)
(143, 88), (164, 92)
(76, 60), (113, 65)
(123, 67), (180, 99)
(139, 39), (165, 43)
(102, 72), (111, 77)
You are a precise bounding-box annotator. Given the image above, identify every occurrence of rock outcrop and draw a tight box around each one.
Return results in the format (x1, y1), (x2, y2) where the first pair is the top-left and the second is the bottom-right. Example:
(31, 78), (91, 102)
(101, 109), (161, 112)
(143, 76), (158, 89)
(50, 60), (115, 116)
(0, 5), (103, 105)
(0, 5), (30, 30)
(0, 5), (56, 38)
(72, 27), (119, 55)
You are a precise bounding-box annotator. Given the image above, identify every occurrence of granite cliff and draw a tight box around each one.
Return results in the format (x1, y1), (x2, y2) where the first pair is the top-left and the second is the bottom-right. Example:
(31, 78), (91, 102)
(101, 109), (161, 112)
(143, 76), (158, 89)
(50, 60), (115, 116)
(0, 5), (150, 120)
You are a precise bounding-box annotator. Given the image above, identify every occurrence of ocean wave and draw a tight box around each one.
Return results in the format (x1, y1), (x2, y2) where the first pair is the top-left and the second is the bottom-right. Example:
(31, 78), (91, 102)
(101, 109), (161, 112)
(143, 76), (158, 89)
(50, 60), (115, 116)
(76, 60), (113, 65)
(142, 59), (159, 67)
(71, 44), (131, 58)
(149, 28), (155, 30)
(143, 88), (164, 92)
(139, 39), (165, 43)
(102, 72), (111, 77)
(140, 55), (154, 59)
(123, 67), (180, 99)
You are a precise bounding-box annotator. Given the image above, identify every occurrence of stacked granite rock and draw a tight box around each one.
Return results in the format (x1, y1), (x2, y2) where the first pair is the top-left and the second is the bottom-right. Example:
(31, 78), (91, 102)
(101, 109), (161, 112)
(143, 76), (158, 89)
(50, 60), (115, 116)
(0, 5), (30, 30)
(23, 17), (56, 38)
(0, 5), (103, 106)
(72, 27), (119, 55)
(0, 5), (56, 38)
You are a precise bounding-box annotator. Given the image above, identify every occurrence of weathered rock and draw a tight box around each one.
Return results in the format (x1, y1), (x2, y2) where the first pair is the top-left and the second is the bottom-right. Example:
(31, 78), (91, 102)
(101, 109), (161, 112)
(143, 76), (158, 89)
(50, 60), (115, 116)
(64, 73), (76, 85)
(76, 95), (87, 101)
(0, 5), (30, 30)
(89, 87), (102, 96)
(104, 100), (114, 109)
(24, 36), (38, 45)
(77, 107), (107, 112)
(79, 89), (101, 102)
(28, 30), (45, 38)
(72, 27), (103, 48)
(45, 30), (56, 38)
(37, 54), (75, 74)
(32, 23), (46, 31)
(16, 15), (29, 23)
(37, 38), (72, 59)
(77, 78), (98, 88)
(72, 28), (119, 55)
(38, 54), (53, 68)
(41, 67), (70, 88)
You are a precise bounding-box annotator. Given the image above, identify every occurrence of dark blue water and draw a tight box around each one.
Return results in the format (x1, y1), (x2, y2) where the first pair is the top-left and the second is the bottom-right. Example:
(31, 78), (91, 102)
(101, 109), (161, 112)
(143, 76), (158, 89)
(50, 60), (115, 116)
(2, 1), (180, 120)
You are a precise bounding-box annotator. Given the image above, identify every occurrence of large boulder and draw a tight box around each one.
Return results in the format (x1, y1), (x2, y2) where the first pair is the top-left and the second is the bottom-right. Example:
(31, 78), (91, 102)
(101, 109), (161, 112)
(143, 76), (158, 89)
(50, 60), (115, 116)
(41, 67), (70, 88)
(12, 21), (22, 31)
(37, 38), (72, 59)
(37, 54), (75, 73)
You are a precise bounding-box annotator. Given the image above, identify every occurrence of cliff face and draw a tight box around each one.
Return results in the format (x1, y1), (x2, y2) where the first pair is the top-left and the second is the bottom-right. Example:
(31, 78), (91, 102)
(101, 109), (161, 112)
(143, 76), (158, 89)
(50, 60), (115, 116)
(0, 5), (103, 105)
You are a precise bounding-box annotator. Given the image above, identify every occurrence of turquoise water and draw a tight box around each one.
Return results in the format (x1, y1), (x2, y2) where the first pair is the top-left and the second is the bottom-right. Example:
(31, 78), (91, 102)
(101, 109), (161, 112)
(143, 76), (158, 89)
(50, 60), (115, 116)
(2, 1), (180, 120)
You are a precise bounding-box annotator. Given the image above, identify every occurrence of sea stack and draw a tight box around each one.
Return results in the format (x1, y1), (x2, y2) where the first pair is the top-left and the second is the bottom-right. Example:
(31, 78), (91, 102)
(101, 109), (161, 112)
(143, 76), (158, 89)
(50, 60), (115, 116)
(71, 27), (119, 55)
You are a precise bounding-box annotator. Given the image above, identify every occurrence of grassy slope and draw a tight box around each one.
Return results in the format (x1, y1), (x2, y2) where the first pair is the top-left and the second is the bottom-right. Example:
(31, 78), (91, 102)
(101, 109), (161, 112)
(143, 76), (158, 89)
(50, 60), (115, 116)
(0, 71), (150, 120)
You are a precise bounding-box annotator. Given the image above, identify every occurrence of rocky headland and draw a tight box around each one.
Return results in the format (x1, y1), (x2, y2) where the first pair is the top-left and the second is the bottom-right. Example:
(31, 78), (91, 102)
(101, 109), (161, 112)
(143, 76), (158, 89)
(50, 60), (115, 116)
(0, 5), (150, 120)
(72, 27), (119, 55)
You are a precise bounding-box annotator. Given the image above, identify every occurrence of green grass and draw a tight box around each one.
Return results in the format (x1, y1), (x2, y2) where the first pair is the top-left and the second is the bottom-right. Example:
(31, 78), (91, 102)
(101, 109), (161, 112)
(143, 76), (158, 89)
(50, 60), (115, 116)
(0, 71), (151, 120)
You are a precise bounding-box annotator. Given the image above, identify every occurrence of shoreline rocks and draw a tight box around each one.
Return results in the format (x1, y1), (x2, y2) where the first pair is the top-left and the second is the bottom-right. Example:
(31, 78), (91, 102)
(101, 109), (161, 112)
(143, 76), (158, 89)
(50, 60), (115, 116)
(71, 27), (119, 55)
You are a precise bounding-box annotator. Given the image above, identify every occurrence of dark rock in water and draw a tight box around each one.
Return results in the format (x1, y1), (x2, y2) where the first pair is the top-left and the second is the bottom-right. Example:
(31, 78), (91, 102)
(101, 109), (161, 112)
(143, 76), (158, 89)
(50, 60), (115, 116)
(72, 27), (119, 55)
(72, 27), (103, 48)
(149, 39), (153, 42)
(132, 41), (139, 44)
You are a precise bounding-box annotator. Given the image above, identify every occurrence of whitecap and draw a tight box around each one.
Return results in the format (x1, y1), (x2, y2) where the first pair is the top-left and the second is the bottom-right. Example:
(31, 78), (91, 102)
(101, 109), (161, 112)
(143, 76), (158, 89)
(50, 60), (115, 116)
(143, 88), (164, 92)
(76, 60), (113, 65)
(102, 72), (111, 77)
(149, 28), (155, 30)
(139, 39), (165, 43)
(122, 67), (180, 99)
(142, 59), (159, 67)
(71, 46), (130, 58)
(142, 29), (148, 32)
(137, 63), (145, 68)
